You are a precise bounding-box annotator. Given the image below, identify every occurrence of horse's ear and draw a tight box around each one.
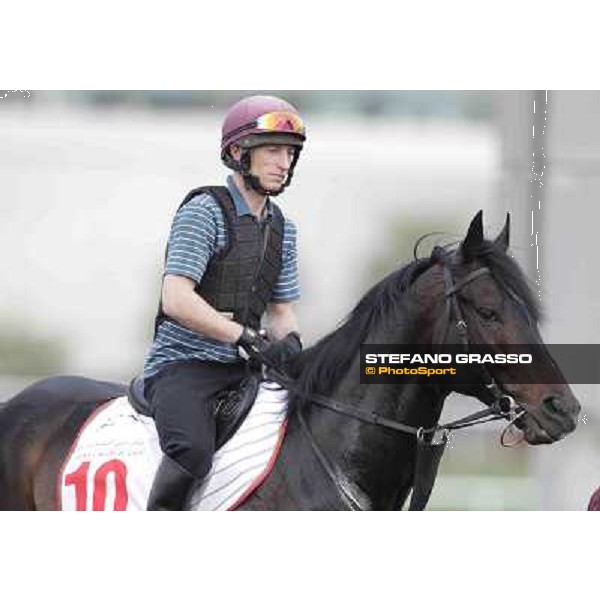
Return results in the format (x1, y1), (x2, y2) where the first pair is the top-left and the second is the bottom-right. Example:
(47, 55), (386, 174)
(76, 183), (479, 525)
(492, 212), (510, 253)
(459, 210), (484, 260)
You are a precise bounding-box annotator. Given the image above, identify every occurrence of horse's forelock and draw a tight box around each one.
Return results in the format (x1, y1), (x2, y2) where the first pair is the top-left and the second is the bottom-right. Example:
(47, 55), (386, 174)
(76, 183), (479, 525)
(465, 240), (541, 323)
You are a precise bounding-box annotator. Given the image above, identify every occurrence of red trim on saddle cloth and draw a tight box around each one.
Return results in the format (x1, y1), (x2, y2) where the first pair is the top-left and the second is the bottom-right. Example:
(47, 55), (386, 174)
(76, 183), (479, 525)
(55, 398), (118, 510)
(228, 418), (288, 511)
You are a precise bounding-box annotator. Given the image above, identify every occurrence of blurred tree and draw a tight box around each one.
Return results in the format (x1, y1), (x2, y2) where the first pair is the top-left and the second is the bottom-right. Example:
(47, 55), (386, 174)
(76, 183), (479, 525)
(360, 214), (463, 291)
(0, 320), (67, 376)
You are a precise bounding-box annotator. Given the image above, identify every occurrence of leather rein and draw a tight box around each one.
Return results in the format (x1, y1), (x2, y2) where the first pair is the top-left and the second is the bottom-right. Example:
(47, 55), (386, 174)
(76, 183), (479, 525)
(268, 249), (528, 511)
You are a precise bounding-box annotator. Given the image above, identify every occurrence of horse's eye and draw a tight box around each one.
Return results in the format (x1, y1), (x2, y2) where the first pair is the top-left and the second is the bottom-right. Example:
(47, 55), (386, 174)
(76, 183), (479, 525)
(476, 307), (499, 322)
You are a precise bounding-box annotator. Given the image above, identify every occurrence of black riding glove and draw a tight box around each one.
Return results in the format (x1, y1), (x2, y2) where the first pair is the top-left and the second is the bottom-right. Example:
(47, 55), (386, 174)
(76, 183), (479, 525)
(236, 327), (270, 362)
(261, 331), (303, 370)
(237, 328), (302, 372)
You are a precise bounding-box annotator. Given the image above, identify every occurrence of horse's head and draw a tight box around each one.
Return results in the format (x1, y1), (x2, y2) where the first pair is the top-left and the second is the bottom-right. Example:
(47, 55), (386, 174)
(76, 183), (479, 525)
(425, 211), (580, 445)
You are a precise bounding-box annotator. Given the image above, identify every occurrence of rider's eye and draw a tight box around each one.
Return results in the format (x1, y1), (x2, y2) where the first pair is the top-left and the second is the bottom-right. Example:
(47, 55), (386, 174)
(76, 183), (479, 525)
(476, 307), (499, 322)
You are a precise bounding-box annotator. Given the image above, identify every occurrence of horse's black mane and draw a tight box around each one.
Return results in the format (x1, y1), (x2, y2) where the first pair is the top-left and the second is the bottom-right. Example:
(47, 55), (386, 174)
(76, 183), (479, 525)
(287, 256), (433, 408)
(287, 237), (540, 410)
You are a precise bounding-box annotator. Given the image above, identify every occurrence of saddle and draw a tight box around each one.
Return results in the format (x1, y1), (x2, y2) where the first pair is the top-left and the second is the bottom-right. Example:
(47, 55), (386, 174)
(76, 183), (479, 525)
(127, 374), (261, 450)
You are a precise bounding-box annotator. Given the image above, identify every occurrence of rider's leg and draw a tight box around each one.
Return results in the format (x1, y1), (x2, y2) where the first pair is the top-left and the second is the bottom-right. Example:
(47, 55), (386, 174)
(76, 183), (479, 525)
(147, 454), (197, 511)
(144, 360), (246, 510)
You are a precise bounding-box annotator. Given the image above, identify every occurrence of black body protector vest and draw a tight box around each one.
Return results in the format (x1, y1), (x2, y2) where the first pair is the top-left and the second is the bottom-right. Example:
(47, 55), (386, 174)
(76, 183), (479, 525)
(154, 186), (285, 337)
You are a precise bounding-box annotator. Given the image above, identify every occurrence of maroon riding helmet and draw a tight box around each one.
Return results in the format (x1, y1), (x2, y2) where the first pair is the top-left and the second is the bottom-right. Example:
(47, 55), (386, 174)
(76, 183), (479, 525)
(221, 95), (306, 196)
(588, 486), (600, 510)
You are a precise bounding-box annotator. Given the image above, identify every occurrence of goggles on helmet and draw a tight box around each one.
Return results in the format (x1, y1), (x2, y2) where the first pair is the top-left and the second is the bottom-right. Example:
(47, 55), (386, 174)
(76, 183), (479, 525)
(223, 111), (306, 145)
(255, 111), (305, 136)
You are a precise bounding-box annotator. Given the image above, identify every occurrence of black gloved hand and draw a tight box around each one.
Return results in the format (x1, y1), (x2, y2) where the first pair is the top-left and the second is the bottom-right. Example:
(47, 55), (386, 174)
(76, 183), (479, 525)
(236, 327), (269, 362)
(261, 331), (302, 369)
(237, 328), (302, 372)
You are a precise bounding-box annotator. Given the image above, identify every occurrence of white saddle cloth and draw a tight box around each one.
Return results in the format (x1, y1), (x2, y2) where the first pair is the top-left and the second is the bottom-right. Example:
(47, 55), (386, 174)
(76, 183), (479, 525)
(58, 381), (288, 511)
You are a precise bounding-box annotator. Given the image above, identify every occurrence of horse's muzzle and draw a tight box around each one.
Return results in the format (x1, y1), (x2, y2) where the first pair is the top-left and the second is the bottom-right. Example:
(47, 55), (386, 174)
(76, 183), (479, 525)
(521, 392), (581, 445)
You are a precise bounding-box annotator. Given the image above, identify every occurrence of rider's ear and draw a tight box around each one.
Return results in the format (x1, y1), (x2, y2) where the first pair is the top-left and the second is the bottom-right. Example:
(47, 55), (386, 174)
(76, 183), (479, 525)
(459, 210), (484, 261)
(492, 213), (510, 253)
(230, 143), (242, 161)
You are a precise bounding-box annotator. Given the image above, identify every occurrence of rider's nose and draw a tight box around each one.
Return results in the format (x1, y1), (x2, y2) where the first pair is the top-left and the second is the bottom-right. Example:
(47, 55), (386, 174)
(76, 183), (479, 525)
(279, 150), (292, 170)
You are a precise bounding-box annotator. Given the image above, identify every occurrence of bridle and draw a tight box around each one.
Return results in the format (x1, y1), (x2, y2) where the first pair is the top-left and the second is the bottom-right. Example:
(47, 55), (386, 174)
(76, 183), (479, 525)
(433, 246), (527, 442)
(267, 247), (529, 510)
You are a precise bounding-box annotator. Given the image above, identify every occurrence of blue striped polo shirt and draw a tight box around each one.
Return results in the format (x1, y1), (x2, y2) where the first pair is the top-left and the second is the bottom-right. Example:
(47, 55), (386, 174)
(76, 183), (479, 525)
(144, 176), (300, 379)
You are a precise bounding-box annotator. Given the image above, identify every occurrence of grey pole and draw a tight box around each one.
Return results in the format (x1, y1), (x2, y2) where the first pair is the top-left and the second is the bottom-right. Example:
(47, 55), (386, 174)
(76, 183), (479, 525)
(495, 90), (600, 509)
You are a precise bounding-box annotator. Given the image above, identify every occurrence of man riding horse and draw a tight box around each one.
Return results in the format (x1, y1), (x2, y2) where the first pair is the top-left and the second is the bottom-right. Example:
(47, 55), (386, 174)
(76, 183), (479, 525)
(143, 95), (306, 510)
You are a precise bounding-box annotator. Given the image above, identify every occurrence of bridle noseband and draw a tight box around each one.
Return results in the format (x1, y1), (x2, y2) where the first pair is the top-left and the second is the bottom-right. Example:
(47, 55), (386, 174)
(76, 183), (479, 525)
(267, 247), (528, 510)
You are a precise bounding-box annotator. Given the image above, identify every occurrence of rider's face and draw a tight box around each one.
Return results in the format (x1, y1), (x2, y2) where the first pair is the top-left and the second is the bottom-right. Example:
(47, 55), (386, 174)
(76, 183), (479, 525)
(249, 145), (295, 192)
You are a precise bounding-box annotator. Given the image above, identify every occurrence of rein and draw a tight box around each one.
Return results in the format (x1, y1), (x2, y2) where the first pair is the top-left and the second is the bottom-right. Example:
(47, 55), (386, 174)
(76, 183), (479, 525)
(268, 249), (528, 511)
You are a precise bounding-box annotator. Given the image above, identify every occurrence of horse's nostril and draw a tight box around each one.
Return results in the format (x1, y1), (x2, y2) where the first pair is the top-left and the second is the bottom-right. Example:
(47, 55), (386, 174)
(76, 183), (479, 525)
(542, 394), (579, 418)
(543, 395), (563, 415)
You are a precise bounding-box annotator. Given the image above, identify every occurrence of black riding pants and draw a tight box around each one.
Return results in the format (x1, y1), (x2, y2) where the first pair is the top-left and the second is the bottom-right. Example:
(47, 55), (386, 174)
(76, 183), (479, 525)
(144, 360), (247, 479)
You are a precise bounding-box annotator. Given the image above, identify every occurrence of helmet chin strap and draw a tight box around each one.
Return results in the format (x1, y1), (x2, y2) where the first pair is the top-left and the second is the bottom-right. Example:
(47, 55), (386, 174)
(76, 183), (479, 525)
(234, 148), (300, 198)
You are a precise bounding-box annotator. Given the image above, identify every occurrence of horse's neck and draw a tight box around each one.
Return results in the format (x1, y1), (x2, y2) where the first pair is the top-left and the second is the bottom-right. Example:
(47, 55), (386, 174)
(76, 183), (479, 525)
(305, 379), (444, 509)
(298, 330), (447, 510)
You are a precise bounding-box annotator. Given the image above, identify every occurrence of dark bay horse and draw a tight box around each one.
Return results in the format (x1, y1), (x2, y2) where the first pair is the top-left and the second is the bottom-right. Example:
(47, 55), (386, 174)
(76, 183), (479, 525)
(0, 212), (580, 510)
